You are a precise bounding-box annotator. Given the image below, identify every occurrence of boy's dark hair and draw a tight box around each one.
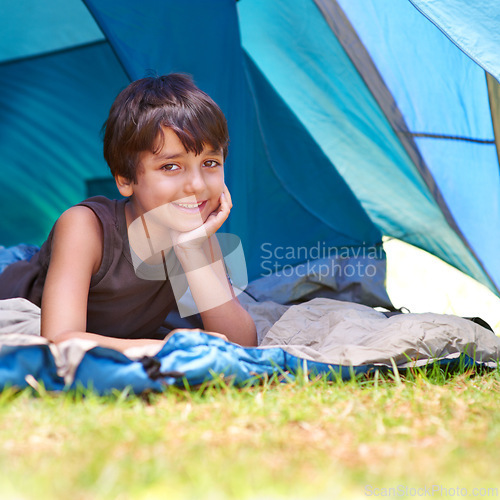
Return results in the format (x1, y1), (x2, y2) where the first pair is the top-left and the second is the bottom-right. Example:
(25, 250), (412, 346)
(103, 74), (229, 183)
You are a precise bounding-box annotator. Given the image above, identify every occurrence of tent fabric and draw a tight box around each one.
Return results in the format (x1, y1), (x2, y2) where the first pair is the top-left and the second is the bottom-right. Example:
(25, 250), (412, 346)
(331, 0), (500, 290)
(239, 0), (499, 292)
(0, 41), (129, 245)
(0, 297), (498, 394)
(314, 0), (476, 257)
(1, 0), (104, 64)
(1, 0), (500, 293)
(407, 0), (500, 83)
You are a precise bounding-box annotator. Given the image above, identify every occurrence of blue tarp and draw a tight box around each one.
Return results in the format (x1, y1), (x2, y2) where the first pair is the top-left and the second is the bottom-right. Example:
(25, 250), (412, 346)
(0, 330), (483, 395)
(0, 330), (370, 393)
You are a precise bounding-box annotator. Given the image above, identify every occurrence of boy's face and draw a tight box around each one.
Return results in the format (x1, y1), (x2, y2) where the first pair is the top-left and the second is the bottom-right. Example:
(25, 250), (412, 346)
(126, 126), (225, 233)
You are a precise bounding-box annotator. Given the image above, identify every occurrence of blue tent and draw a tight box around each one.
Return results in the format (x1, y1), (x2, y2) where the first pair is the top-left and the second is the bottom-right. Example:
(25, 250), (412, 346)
(2, 0), (500, 297)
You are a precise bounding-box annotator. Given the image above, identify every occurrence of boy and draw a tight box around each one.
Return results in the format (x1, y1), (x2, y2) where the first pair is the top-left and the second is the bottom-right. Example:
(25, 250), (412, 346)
(0, 74), (257, 350)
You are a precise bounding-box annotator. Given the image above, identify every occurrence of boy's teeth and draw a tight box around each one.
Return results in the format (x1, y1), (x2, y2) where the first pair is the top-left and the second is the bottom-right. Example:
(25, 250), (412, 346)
(177, 202), (202, 208)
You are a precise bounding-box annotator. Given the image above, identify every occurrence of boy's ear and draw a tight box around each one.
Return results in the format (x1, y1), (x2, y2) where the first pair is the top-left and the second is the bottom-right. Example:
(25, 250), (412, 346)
(115, 175), (134, 197)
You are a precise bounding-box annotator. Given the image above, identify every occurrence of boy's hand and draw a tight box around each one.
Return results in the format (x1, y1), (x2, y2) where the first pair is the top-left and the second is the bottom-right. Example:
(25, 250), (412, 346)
(170, 185), (232, 252)
(203, 184), (232, 235)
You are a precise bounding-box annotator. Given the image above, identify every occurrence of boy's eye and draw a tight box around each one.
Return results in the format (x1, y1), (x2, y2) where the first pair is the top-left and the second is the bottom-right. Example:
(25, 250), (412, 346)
(161, 164), (180, 172)
(204, 160), (220, 168)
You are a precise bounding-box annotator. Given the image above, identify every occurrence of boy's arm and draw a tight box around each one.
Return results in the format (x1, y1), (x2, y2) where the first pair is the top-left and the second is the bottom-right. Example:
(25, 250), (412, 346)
(172, 191), (257, 347)
(41, 206), (166, 352)
(175, 244), (257, 346)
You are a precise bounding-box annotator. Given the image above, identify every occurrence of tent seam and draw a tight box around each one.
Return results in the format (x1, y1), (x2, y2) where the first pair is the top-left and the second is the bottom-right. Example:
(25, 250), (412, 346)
(0, 40), (107, 68)
(81, 0), (133, 82)
(406, 132), (495, 144)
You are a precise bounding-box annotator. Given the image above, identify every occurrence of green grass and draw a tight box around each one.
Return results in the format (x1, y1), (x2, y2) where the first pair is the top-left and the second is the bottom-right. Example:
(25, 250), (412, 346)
(1, 366), (500, 500)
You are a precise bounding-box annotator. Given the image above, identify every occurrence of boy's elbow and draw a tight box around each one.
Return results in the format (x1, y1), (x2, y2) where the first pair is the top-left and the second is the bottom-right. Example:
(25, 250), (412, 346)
(241, 318), (258, 347)
(42, 329), (79, 344)
(245, 337), (258, 347)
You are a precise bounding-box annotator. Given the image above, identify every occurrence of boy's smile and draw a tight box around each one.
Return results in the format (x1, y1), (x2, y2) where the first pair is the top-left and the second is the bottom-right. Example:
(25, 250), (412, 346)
(120, 126), (225, 233)
(171, 199), (208, 213)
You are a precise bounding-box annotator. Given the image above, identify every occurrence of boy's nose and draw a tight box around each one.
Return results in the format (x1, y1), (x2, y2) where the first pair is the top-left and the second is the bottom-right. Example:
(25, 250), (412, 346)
(184, 170), (207, 194)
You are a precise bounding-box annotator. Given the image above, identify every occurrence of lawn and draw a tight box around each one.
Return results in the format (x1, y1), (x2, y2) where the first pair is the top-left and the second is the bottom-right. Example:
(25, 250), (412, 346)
(0, 368), (499, 500)
(1, 240), (500, 499)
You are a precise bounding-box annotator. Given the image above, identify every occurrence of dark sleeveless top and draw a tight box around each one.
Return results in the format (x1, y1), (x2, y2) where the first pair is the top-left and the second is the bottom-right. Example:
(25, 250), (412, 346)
(0, 196), (180, 339)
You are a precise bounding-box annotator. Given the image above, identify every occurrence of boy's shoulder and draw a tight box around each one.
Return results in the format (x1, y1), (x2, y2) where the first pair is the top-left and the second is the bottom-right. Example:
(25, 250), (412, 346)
(54, 196), (129, 261)
(73, 196), (127, 223)
(77, 195), (122, 208)
(57, 196), (127, 243)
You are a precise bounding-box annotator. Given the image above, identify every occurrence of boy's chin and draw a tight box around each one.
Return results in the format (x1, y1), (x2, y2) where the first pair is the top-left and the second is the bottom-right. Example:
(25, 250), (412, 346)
(169, 218), (206, 233)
